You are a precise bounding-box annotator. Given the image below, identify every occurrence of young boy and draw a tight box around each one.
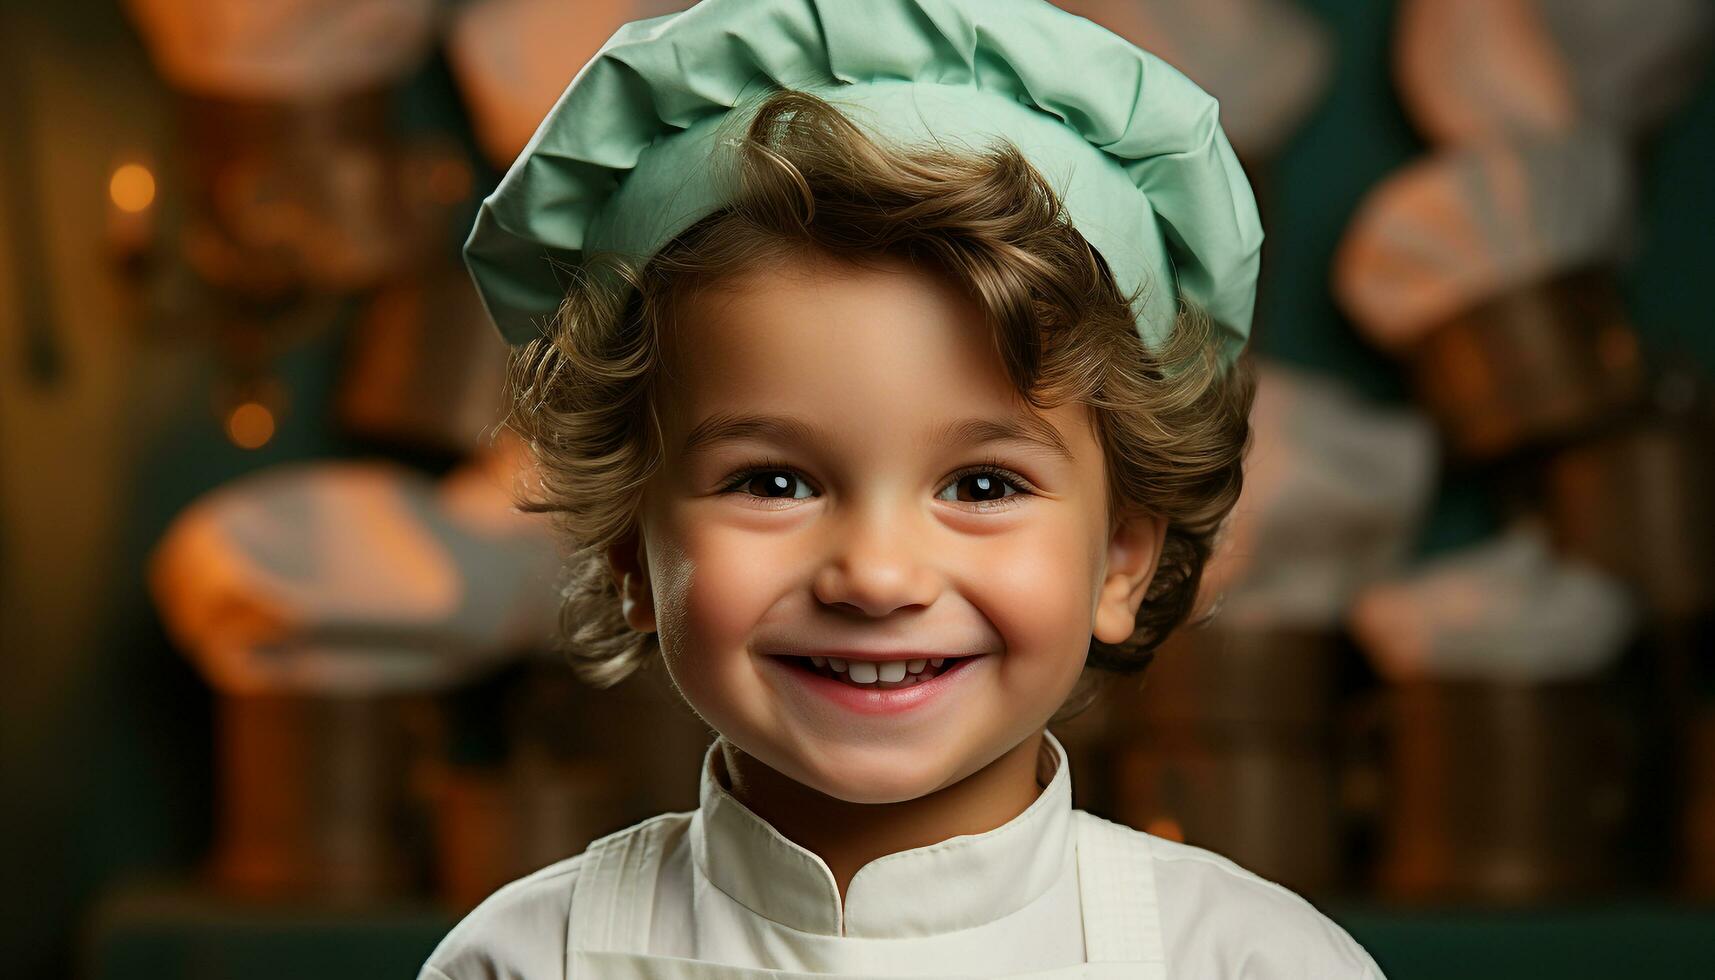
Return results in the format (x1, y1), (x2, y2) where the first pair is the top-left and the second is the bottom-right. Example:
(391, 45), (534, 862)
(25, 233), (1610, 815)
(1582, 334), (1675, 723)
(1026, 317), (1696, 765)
(424, 0), (1387, 976)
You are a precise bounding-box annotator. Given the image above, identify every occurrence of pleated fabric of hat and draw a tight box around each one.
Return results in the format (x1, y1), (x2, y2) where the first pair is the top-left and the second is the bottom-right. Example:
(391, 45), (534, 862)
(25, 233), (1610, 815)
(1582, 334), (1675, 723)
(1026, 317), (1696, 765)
(463, 0), (1263, 368)
(1055, 0), (1332, 161)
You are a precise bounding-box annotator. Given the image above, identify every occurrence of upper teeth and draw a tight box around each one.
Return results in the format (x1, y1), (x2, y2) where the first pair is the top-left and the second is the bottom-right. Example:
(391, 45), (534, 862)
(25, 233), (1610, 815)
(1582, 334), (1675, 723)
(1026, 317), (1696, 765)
(812, 656), (947, 684)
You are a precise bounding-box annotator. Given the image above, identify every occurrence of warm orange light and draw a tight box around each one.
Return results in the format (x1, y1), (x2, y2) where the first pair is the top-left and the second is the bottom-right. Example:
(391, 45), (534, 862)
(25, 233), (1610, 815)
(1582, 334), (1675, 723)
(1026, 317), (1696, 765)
(1144, 816), (1185, 842)
(226, 401), (276, 449)
(110, 163), (156, 213)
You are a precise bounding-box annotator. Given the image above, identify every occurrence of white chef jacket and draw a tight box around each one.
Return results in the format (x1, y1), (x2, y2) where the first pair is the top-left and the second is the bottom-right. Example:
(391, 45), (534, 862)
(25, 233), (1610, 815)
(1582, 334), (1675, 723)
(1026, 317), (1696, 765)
(421, 730), (1386, 978)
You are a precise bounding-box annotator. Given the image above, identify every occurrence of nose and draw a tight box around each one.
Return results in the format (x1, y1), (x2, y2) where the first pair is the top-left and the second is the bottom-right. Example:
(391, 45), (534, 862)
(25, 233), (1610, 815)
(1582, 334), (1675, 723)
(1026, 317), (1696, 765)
(811, 501), (943, 617)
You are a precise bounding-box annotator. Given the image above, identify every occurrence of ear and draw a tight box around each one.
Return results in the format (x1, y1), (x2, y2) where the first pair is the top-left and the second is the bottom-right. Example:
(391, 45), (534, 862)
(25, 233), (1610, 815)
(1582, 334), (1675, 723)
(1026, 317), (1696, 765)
(605, 529), (658, 634)
(1092, 511), (1168, 645)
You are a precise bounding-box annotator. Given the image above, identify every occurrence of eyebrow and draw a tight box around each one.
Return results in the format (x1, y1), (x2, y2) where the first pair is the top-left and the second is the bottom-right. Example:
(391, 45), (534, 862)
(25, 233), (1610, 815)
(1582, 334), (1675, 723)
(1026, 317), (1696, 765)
(678, 412), (1074, 463)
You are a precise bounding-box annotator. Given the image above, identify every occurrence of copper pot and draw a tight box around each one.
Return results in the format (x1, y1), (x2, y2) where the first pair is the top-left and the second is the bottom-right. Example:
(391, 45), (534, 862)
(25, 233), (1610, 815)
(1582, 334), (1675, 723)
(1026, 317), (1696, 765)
(1376, 680), (1635, 904)
(1539, 416), (1715, 621)
(209, 692), (434, 902)
(1103, 629), (1344, 894)
(334, 265), (511, 457)
(428, 754), (628, 912)
(177, 88), (414, 299)
(504, 659), (712, 818)
(1111, 732), (1341, 893)
(1682, 699), (1715, 899)
(1407, 270), (1642, 461)
(1113, 628), (1339, 731)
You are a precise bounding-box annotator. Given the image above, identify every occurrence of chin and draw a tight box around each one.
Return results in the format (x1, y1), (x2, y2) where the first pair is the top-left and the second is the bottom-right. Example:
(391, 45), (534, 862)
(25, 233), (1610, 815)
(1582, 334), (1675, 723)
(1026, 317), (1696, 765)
(786, 745), (963, 805)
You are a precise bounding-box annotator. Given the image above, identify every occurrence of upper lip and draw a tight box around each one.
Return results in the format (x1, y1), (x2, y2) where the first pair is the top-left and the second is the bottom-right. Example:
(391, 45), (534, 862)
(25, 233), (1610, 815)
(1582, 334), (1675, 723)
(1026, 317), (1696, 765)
(776, 650), (978, 662)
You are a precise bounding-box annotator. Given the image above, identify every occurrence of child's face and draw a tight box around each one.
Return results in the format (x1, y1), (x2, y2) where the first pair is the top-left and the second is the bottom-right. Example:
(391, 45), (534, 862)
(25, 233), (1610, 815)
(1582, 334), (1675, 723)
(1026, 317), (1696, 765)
(610, 249), (1164, 805)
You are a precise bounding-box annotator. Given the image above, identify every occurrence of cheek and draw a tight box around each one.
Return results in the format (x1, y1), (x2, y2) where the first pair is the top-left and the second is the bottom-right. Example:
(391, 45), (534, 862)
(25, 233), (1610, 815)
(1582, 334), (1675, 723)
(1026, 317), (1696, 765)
(966, 519), (1101, 675)
(651, 515), (798, 663)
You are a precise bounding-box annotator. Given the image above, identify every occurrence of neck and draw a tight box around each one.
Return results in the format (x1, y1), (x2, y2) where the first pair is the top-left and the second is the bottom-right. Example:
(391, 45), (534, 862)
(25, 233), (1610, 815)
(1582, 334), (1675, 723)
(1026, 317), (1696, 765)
(718, 730), (1049, 903)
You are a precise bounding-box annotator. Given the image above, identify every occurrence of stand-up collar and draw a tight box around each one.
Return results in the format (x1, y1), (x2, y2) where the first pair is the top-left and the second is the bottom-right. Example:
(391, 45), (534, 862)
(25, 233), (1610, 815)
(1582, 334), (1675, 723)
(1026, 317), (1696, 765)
(690, 731), (1075, 939)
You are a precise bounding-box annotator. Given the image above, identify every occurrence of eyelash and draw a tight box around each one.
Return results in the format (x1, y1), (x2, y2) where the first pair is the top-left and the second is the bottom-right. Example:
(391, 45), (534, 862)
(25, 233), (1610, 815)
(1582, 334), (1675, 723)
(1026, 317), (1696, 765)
(718, 456), (1039, 512)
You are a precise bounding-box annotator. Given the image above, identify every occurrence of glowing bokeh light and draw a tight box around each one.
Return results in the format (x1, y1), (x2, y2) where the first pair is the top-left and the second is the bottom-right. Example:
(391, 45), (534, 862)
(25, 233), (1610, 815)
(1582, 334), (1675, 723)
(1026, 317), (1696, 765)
(225, 401), (276, 449)
(109, 163), (156, 213)
(1144, 816), (1185, 843)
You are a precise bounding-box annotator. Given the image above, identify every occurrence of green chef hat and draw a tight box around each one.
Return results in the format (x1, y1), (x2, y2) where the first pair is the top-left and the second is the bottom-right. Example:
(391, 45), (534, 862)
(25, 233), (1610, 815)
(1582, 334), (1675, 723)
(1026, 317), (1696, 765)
(464, 0), (1264, 367)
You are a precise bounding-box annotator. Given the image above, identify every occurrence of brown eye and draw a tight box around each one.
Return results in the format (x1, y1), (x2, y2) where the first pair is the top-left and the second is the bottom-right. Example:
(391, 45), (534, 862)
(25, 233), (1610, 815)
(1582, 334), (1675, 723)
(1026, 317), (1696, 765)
(957, 473), (1008, 502)
(938, 468), (1028, 506)
(737, 470), (811, 499)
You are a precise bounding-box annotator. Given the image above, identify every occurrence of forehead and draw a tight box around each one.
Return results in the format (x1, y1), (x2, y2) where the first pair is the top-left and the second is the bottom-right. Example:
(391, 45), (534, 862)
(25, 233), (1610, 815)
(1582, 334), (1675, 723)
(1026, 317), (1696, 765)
(653, 251), (1093, 454)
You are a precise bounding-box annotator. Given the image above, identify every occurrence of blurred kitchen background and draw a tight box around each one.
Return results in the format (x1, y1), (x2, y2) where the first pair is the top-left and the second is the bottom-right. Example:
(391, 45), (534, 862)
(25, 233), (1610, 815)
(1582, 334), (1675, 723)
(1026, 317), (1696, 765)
(2, 0), (1713, 977)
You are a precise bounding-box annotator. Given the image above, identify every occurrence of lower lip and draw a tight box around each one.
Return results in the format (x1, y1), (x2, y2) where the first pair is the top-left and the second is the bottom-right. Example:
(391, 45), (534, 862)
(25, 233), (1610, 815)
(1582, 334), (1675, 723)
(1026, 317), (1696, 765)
(766, 656), (985, 716)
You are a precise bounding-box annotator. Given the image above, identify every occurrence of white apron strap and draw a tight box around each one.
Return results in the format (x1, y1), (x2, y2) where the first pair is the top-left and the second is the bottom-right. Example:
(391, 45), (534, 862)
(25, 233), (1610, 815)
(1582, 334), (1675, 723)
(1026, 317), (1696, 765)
(1073, 811), (1168, 969)
(566, 814), (677, 966)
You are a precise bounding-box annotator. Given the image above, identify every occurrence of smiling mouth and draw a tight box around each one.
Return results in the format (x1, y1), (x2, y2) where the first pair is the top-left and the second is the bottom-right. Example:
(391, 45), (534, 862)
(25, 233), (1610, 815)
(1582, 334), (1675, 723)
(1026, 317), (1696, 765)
(784, 655), (973, 689)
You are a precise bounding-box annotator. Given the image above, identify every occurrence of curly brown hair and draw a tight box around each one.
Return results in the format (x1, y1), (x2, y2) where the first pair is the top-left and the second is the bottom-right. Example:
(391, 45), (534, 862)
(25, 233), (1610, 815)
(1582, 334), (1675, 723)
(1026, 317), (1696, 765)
(500, 88), (1253, 722)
